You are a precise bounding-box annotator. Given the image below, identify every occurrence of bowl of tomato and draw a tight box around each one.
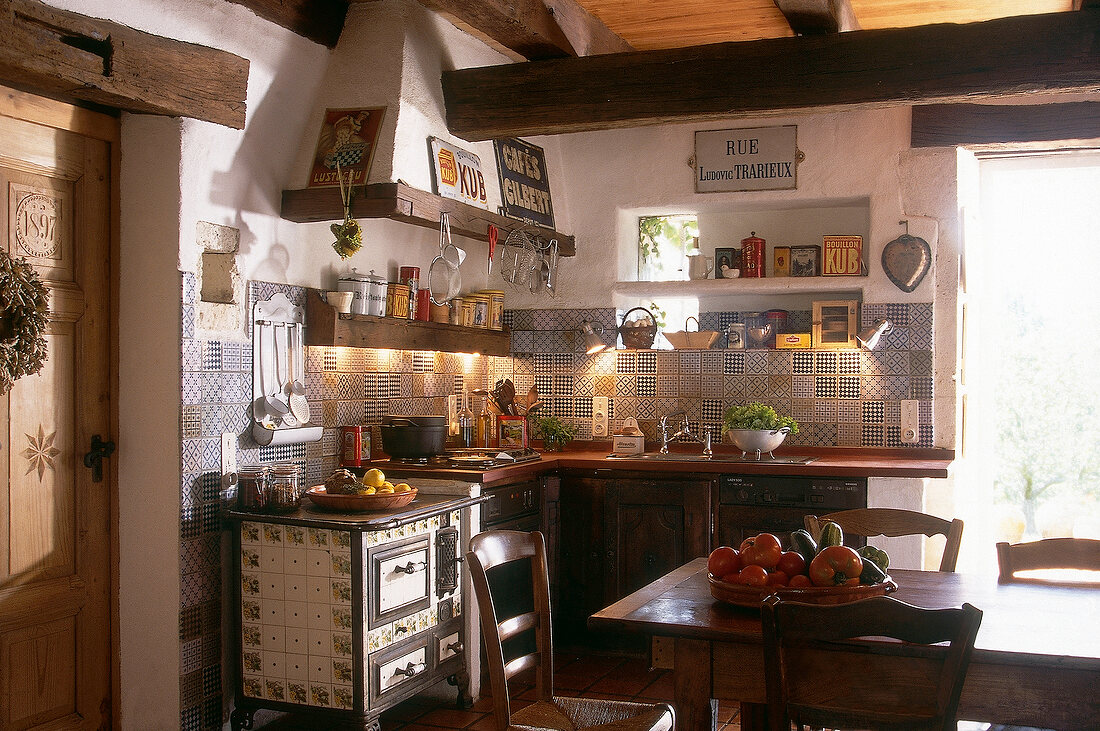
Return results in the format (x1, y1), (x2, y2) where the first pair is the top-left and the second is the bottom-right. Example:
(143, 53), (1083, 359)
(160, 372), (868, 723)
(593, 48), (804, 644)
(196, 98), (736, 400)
(706, 532), (897, 608)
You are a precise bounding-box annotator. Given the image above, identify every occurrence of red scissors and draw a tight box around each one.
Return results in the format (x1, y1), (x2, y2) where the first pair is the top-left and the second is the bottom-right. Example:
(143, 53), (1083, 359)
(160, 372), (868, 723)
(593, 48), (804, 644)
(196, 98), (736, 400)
(487, 224), (498, 275)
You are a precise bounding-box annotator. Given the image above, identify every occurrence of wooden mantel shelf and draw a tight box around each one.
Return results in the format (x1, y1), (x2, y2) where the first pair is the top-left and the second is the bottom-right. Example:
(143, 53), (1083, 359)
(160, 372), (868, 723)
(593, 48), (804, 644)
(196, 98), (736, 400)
(304, 289), (511, 356)
(281, 182), (576, 257)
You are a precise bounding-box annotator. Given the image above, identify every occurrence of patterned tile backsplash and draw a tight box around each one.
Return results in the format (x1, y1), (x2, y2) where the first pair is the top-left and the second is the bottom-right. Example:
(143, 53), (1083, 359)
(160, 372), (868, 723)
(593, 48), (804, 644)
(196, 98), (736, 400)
(177, 275), (934, 730)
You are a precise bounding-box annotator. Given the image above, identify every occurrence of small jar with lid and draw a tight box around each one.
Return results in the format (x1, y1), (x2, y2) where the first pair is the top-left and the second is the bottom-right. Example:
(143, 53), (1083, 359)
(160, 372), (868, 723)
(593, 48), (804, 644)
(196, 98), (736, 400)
(237, 465), (269, 513)
(266, 463), (301, 514)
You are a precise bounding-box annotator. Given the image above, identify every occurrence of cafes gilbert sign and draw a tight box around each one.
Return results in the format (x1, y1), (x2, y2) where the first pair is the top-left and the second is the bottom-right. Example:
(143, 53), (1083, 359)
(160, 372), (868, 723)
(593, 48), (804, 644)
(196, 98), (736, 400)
(694, 125), (800, 193)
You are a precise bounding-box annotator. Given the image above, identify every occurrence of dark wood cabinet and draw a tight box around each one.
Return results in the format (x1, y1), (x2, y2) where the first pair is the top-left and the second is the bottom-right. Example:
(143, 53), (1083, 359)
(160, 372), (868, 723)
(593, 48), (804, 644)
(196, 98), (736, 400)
(555, 473), (713, 651)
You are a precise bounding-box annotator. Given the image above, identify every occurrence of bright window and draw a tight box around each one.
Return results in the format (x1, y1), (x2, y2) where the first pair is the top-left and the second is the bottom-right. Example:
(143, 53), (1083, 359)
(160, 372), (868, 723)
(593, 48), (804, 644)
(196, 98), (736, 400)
(638, 215), (699, 281)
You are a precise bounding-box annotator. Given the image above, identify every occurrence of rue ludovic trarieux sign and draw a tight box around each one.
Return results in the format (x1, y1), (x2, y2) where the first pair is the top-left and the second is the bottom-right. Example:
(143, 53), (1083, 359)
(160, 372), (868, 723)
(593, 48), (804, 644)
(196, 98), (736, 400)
(694, 125), (799, 193)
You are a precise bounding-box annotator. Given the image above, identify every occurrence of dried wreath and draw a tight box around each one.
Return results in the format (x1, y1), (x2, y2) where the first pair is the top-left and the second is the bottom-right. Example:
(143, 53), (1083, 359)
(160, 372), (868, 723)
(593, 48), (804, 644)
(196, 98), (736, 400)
(0, 250), (50, 393)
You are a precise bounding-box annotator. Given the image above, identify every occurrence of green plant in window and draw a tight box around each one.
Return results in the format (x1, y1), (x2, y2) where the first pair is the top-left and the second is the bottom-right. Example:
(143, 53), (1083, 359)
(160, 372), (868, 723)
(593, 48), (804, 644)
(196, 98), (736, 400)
(648, 301), (668, 331)
(638, 215), (699, 280)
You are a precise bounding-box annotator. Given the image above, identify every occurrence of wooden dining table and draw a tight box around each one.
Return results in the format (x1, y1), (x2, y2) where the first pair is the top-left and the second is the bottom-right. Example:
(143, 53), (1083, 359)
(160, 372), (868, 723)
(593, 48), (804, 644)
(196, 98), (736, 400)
(590, 558), (1099, 731)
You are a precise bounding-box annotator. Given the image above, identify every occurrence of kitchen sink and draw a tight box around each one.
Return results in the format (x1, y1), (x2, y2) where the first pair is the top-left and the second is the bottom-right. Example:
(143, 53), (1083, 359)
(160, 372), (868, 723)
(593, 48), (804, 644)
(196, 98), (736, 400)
(605, 453), (817, 464)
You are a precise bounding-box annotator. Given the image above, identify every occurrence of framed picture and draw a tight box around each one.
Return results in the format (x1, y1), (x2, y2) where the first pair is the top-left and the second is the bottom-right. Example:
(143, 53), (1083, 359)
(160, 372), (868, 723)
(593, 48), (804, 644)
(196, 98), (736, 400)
(498, 415), (528, 449)
(429, 137), (489, 209)
(714, 247), (740, 278)
(308, 107), (387, 188)
(493, 137), (555, 228)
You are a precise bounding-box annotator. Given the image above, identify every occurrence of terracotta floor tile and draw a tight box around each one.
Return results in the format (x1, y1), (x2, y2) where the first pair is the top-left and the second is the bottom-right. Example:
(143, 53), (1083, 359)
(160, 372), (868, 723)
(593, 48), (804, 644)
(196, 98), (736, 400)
(467, 715), (501, 731)
(586, 662), (662, 696)
(415, 707), (485, 728)
(717, 703), (740, 723)
(637, 672), (675, 702)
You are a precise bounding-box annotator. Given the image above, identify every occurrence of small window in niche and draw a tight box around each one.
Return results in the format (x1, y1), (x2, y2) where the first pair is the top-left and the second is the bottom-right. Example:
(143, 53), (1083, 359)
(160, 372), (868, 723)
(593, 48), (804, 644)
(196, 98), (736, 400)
(638, 215), (699, 281)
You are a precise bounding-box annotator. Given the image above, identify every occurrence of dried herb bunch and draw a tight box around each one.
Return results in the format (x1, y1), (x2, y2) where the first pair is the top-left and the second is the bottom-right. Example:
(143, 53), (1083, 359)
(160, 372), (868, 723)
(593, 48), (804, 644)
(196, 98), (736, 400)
(0, 251), (50, 393)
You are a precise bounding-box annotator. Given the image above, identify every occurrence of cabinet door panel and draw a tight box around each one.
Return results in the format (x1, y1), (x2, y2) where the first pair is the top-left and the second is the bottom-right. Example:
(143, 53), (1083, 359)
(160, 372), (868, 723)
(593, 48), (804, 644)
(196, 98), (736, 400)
(555, 478), (609, 648)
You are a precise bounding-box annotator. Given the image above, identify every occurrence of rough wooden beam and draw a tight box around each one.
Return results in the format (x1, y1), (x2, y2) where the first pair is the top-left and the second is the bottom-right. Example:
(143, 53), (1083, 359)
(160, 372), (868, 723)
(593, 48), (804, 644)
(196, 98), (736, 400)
(225, 0), (348, 48)
(416, 0), (631, 60)
(0, 0), (248, 128)
(774, 0), (859, 35)
(443, 10), (1100, 141)
(911, 102), (1100, 147)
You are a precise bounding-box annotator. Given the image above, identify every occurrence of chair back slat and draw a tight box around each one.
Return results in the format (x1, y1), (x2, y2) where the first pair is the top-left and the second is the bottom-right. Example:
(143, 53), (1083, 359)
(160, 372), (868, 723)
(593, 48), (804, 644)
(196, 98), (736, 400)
(805, 508), (964, 572)
(761, 595), (982, 731)
(467, 530), (556, 731)
(997, 537), (1100, 580)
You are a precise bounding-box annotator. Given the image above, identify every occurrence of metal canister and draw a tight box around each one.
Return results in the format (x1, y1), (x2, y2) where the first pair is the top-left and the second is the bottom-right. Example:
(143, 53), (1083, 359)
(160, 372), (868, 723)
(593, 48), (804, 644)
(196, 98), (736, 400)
(386, 282), (410, 318)
(398, 266), (420, 320)
(482, 290), (505, 330)
(366, 271), (387, 316)
(459, 297), (476, 327)
(469, 293), (490, 328)
(339, 425), (370, 468)
(741, 231), (766, 278)
(337, 271), (371, 315)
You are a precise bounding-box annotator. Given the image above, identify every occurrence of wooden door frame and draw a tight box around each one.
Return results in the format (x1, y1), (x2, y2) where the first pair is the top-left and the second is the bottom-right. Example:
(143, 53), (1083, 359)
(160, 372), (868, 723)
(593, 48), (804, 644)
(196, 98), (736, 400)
(0, 85), (121, 727)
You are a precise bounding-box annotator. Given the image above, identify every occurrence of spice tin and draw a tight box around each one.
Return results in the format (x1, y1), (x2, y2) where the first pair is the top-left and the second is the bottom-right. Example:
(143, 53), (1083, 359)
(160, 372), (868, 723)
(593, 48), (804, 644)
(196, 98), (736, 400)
(386, 282), (410, 318)
(482, 290), (505, 330)
(340, 425), (370, 468)
(416, 288), (431, 321)
(459, 297), (476, 327)
(399, 266), (420, 320)
(469, 293), (490, 328)
(741, 231), (766, 278)
(449, 296), (465, 325)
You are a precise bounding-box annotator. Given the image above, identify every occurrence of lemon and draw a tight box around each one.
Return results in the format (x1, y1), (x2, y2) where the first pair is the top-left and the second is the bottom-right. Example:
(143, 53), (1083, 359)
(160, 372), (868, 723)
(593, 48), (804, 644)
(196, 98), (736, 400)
(362, 468), (386, 488)
(357, 485), (377, 495)
(393, 482), (412, 493)
(377, 486), (395, 494)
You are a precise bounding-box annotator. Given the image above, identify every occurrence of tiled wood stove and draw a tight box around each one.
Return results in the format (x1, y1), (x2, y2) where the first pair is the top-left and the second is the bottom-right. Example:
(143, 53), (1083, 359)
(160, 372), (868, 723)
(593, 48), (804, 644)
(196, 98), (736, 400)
(226, 492), (481, 731)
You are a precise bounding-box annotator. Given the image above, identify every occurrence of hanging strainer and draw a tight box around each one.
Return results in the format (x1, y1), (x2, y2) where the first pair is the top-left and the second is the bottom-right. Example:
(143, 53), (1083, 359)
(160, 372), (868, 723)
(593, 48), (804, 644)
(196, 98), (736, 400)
(499, 227), (539, 289)
(429, 212), (463, 304)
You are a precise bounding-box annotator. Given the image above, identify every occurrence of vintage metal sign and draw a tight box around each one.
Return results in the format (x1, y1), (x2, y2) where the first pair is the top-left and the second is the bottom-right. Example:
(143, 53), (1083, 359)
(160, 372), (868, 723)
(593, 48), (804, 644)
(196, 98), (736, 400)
(694, 125), (799, 193)
(430, 137), (489, 210)
(492, 137), (555, 228)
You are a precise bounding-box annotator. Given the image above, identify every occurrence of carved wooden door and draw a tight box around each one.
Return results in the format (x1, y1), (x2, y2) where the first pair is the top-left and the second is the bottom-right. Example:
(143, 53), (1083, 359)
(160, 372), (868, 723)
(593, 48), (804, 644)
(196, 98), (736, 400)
(0, 89), (114, 729)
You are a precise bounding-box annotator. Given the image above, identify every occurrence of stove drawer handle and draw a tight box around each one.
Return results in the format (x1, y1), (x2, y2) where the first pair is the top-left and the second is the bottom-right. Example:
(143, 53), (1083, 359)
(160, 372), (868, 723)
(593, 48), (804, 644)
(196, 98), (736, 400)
(392, 661), (425, 678)
(392, 561), (427, 575)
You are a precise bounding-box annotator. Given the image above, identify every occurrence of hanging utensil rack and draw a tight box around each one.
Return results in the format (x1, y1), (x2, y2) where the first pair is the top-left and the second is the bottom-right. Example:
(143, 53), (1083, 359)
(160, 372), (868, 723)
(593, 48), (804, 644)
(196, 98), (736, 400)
(251, 293), (322, 446)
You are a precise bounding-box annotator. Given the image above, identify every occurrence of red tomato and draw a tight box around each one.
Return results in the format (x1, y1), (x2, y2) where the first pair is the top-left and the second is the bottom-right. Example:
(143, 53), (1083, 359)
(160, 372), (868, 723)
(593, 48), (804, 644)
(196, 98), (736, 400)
(788, 573), (812, 588)
(707, 546), (740, 578)
(766, 570), (789, 586)
(737, 564), (769, 587)
(740, 533), (782, 569)
(809, 545), (864, 586)
(775, 551), (807, 577)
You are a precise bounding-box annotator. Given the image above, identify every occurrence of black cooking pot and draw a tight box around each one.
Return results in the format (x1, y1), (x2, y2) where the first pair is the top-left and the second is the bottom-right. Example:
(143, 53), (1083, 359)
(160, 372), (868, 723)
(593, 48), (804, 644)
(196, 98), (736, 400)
(380, 416), (448, 458)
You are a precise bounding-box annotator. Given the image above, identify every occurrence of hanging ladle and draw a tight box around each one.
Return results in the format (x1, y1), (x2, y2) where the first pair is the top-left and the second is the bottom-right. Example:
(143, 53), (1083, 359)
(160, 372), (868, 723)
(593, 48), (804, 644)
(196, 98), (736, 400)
(265, 322), (290, 419)
(254, 322), (287, 424)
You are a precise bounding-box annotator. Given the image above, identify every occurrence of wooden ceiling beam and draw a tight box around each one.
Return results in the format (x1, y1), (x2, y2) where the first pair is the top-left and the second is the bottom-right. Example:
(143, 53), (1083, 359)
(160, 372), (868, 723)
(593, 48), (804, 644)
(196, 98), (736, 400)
(911, 102), (1100, 147)
(0, 0), (248, 128)
(774, 0), (859, 35)
(415, 0), (632, 60)
(225, 0), (349, 48)
(442, 10), (1100, 141)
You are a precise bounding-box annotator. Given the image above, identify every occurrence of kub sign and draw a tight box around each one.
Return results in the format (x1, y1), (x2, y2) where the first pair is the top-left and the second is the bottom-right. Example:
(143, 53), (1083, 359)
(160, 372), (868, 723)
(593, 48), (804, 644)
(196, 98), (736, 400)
(694, 125), (799, 193)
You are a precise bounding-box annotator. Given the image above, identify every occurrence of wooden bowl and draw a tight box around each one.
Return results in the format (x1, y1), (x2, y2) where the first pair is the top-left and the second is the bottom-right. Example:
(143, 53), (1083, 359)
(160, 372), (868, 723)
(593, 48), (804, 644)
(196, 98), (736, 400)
(304, 485), (418, 512)
(708, 574), (897, 608)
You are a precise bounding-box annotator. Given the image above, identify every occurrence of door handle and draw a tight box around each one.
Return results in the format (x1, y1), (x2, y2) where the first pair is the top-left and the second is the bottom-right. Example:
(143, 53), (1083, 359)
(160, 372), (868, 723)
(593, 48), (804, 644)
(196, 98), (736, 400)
(83, 435), (115, 483)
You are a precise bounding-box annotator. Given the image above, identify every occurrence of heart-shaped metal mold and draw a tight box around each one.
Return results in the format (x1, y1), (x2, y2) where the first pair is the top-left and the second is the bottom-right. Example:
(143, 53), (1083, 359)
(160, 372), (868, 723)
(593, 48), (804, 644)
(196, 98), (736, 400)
(881, 234), (931, 293)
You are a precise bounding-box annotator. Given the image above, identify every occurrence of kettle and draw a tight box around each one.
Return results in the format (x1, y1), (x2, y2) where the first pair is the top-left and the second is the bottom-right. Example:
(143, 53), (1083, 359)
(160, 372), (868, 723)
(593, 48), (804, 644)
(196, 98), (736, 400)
(686, 237), (713, 280)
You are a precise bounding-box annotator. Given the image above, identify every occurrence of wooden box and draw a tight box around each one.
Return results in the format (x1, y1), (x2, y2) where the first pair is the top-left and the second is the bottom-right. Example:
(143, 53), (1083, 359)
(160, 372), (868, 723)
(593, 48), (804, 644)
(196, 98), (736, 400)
(812, 300), (859, 349)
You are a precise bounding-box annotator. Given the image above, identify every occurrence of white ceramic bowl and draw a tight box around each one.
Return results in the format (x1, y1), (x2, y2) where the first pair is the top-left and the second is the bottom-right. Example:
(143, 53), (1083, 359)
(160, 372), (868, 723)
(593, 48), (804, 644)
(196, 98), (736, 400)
(725, 427), (790, 454)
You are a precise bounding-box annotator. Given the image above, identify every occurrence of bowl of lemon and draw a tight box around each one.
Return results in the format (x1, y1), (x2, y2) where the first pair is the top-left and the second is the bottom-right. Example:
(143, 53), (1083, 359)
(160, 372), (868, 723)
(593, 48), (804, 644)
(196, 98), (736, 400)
(305, 468), (418, 512)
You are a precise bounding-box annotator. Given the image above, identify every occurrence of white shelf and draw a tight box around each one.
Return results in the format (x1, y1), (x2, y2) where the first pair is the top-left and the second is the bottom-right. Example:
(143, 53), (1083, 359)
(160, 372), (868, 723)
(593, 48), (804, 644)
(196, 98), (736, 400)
(612, 277), (866, 297)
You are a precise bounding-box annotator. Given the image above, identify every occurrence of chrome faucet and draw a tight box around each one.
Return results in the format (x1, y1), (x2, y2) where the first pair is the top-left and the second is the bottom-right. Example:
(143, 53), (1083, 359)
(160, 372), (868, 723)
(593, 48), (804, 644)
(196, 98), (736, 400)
(660, 411), (714, 457)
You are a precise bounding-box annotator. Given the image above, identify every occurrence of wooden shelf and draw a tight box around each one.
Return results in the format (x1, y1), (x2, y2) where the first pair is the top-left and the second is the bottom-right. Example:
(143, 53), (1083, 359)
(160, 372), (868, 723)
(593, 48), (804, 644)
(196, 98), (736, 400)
(304, 290), (511, 356)
(281, 182), (575, 257)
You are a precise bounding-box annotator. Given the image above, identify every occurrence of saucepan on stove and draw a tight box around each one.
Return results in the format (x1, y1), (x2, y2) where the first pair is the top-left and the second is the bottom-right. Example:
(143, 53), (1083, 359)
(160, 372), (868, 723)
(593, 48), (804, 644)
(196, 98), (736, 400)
(380, 415), (448, 458)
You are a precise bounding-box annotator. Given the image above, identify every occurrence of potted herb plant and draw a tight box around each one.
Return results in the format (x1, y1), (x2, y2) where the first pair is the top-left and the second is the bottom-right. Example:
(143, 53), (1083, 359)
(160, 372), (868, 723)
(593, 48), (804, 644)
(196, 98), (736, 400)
(533, 415), (578, 452)
(722, 402), (799, 455)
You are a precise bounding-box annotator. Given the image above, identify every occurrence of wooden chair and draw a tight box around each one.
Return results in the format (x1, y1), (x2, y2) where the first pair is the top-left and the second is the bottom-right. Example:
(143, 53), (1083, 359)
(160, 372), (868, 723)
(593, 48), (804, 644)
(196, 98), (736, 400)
(996, 537), (1100, 582)
(761, 595), (982, 731)
(466, 530), (675, 731)
(805, 508), (964, 572)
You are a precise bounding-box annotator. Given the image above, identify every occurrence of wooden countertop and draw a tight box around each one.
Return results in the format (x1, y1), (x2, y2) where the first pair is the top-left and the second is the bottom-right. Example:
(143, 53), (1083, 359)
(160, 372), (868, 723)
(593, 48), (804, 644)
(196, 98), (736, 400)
(375, 445), (954, 485)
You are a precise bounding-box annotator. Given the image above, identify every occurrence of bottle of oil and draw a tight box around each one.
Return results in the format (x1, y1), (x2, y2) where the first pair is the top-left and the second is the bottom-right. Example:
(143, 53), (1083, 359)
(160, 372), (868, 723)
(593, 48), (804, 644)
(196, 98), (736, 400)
(458, 392), (475, 448)
(476, 395), (494, 448)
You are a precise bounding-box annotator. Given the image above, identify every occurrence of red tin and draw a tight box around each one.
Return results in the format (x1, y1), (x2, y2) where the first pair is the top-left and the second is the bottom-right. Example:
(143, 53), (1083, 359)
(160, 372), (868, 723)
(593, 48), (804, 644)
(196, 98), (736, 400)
(741, 232), (766, 278)
(339, 425), (370, 468)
